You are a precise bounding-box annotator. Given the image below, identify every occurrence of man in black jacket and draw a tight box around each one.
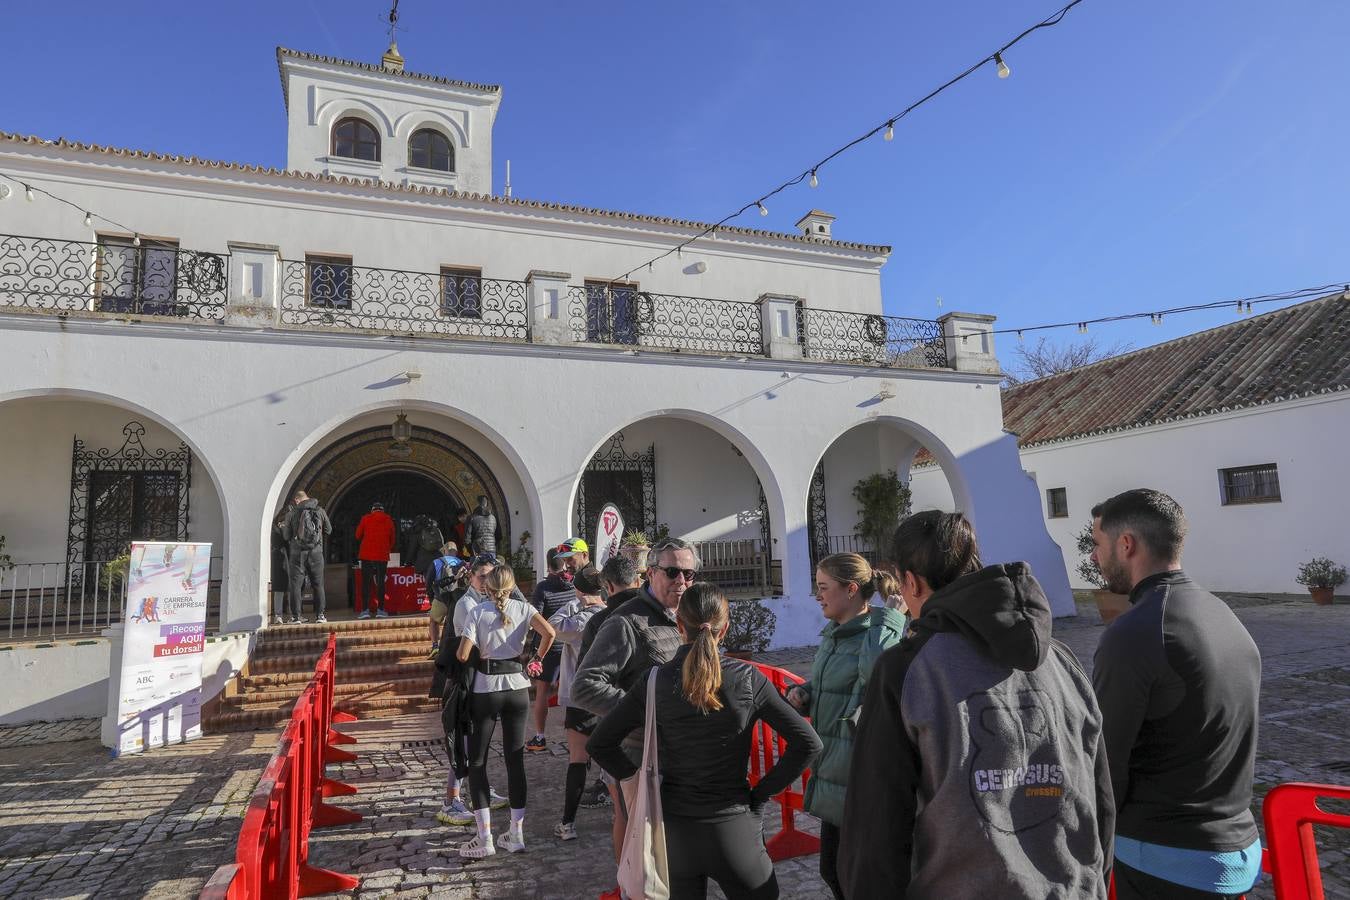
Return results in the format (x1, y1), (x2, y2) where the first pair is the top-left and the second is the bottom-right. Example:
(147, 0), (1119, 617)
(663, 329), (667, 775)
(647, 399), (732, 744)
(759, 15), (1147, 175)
(1090, 489), (1262, 898)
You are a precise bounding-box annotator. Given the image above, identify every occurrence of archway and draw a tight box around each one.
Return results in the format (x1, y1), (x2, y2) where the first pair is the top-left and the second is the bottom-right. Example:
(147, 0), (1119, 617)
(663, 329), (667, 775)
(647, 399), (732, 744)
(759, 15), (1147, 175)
(328, 470), (462, 567)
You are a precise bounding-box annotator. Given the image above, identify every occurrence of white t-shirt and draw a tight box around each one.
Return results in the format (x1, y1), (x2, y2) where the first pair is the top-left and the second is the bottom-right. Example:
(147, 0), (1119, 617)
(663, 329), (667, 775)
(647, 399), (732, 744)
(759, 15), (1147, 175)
(460, 597), (535, 693)
(454, 588), (486, 633)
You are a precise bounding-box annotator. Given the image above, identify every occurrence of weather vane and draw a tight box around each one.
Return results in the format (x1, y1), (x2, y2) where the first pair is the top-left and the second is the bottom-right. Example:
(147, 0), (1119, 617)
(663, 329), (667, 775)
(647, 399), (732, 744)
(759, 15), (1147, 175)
(385, 1), (402, 41)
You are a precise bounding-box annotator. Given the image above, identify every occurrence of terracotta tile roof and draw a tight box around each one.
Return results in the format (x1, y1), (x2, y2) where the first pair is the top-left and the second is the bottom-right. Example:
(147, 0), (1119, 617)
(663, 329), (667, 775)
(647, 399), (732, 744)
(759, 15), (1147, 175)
(1002, 291), (1350, 448)
(0, 132), (891, 255)
(275, 47), (501, 106)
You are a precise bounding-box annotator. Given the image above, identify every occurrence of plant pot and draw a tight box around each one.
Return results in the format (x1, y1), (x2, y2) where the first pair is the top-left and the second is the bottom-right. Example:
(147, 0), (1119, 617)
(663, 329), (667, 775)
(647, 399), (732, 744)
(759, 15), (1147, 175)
(1094, 589), (1131, 625)
(621, 545), (649, 571)
(1310, 587), (1335, 606)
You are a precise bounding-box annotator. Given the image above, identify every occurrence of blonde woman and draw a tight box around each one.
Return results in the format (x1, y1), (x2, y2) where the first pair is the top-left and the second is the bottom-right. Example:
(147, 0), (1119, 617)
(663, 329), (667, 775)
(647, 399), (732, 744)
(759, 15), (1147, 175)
(456, 565), (555, 858)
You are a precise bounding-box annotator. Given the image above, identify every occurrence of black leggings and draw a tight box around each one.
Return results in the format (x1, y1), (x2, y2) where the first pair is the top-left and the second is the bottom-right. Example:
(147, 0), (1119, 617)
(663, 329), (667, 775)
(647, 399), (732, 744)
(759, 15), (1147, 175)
(664, 810), (778, 900)
(467, 688), (529, 811)
(1113, 859), (1250, 900)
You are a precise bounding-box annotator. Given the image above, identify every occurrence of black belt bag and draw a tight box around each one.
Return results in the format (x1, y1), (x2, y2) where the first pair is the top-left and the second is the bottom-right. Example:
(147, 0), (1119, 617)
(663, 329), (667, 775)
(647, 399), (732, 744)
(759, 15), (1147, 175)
(476, 657), (524, 676)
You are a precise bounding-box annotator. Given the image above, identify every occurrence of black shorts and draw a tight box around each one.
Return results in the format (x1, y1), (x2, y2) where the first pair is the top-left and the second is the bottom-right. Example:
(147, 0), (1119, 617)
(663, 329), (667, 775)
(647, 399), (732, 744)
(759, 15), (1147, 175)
(533, 648), (562, 684)
(564, 705), (599, 736)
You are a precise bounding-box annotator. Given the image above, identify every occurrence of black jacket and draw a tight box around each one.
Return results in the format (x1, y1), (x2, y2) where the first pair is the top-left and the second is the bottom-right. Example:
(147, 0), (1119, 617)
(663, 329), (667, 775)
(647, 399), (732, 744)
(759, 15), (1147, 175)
(577, 587), (641, 667)
(1093, 570), (1260, 851)
(587, 646), (821, 818)
(839, 563), (1113, 900)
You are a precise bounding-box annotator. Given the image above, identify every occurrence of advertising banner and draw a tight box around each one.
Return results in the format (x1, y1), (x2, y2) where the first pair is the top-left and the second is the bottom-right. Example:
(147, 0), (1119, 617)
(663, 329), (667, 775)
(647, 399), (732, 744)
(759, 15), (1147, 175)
(112, 541), (212, 756)
(594, 503), (625, 570)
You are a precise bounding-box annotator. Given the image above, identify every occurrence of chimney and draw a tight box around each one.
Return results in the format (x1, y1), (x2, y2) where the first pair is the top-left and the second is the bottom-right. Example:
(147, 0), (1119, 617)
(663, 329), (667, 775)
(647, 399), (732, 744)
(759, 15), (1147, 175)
(795, 210), (836, 241)
(381, 39), (405, 73)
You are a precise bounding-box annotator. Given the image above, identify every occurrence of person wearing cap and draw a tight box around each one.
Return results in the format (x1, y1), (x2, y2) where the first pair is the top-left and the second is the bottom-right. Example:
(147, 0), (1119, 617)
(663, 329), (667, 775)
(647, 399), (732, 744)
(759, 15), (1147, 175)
(425, 541), (462, 657)
(355, 501), (396, 619)
(556, 537), (596, 583)
(525, 547), (577, 752)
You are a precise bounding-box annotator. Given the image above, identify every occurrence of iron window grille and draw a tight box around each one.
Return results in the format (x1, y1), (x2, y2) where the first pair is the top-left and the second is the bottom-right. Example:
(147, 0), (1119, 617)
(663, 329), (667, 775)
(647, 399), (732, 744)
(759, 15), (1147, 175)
(1047, 487), (1069, 518)
(440, 267), (483, 319)
(410, 129), (454, 171)
(332, 117), (381, 161)
(95, 236), (179, 316)
(1220, 464), (1281, 505)
(306, 254), (354, 309)
(582, 280), (641, 345)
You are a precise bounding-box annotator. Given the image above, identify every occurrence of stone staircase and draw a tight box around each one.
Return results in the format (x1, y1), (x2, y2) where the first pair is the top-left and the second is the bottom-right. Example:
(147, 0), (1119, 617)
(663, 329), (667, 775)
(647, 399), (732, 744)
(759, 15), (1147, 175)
(203, 616), (438, 733)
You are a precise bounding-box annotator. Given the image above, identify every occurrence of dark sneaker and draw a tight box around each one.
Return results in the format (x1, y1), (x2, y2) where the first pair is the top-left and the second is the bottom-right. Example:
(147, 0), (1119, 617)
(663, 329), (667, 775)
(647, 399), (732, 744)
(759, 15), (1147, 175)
(525, 736), (548, 753)
(315, 614), (327, 624)
(579, 781), (611, 808)
(357, 609), (371, 620)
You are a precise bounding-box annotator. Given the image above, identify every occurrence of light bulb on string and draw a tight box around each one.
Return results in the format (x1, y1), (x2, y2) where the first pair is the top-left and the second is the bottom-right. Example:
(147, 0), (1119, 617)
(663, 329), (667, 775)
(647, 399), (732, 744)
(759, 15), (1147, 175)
(25, 184), (34, 202)
(884, 121), (895, 142)
(1077, 323), (1088, 334)
(1016, 330), (1024, 343)
(1151, 314), (1162, 326)
(995, 52), (1011, 79)
(133, 234), (141, 247)
(1245, 302), (1253, 314)
(84, 211), (92, 227)
(1235, 301), (1245, 316)
(809, 170), (818, 189)
(757, 202), (768, 217)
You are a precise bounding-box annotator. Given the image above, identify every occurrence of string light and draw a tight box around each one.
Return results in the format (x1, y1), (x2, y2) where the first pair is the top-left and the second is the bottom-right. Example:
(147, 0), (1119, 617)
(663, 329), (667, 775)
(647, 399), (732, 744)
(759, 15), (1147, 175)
(993, 283), (1345, 339)
(1017, 330), (1024, 342)
(1, 169), (175, 250)
(606, 0), (1089, 284)
(132, 234), (141, 247)
(84, 211), (92, 226)
(809, 170), (819, 188)
(25, 184), (34, 202)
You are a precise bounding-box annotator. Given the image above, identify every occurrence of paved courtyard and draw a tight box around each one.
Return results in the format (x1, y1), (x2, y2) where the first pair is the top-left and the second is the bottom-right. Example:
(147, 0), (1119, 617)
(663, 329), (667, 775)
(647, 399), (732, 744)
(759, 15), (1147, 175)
(0, 595), (1347, 898)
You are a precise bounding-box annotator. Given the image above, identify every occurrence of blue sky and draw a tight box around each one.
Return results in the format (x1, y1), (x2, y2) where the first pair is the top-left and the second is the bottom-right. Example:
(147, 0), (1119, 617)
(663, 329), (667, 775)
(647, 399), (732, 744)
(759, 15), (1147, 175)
(4, 1), (1347, 369)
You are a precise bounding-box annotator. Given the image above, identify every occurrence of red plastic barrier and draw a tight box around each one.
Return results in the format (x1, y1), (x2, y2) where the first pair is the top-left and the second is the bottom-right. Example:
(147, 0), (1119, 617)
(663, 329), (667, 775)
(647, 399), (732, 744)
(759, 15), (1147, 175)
(748, 662), (821, 861)
(1261, 781), (1350, 900)
(201, 633), (362, 899)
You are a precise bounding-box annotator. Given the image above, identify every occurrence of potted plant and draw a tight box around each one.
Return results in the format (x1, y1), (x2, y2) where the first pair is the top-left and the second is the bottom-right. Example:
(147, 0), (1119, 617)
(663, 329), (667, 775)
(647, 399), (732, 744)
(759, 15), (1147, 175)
(1076, 524), (1130, 624)
(1295, 557), (1346, 606)
(852, 471), (911, 559)
(723, 597), (777, 660)
(504, 531), (535, 593)
(620, 530), (650, 570)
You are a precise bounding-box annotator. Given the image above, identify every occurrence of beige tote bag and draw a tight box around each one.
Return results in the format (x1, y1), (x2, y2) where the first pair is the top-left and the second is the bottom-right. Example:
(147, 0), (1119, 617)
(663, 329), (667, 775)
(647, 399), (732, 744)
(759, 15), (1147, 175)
(617, 668), (670, 900)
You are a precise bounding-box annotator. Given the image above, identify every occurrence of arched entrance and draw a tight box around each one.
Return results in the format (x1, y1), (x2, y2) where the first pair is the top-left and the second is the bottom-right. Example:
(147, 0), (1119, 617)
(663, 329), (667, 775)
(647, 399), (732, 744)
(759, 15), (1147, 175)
(282, 423), (513, 609)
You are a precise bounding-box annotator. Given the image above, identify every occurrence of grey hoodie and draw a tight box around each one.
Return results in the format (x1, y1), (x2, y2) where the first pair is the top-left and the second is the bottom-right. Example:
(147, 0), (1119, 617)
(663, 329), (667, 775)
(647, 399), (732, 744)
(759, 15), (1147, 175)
(838, 563), (1114, 899)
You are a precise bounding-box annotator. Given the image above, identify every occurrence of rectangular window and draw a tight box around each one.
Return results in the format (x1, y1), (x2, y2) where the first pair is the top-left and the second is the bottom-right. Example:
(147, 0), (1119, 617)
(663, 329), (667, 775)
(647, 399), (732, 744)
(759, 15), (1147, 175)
(584, 279), (640, 344)
(86, 470), (182, 562)
(440, 267), (482, 319)
(306, 254), (353, 309)
(1220, 464), (1281, 505)
(95, 235), (180, 315)
(1046, 487), (1069, 518)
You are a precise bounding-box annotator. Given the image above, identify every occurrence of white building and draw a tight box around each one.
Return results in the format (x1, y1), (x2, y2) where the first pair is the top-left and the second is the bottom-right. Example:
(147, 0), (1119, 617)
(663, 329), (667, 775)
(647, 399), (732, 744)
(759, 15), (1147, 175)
(911, 292), (1350, 596)
(0, 42), (1070, 724)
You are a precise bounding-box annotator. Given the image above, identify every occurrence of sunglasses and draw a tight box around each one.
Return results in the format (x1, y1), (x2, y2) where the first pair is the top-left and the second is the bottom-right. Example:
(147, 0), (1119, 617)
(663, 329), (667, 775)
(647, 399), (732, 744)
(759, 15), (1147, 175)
(658, 566), (698, 582)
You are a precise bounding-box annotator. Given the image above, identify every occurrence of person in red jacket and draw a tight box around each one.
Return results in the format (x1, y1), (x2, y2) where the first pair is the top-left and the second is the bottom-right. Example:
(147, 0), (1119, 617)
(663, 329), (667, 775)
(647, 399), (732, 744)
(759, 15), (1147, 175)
(356, 501), (396, 618)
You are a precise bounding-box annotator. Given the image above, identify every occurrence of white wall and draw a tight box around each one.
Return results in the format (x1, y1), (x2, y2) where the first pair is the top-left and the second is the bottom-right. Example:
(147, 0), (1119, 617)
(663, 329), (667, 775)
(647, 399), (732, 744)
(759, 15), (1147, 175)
(0, 639), (109, 724)
(1012, 393), (1350, 594)
(0, 398), (225, 565)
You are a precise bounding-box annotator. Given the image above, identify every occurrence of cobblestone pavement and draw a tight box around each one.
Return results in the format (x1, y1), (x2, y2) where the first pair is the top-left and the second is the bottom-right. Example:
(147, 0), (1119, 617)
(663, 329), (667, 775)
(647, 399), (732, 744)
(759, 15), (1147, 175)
(0, 595), (1346, 898)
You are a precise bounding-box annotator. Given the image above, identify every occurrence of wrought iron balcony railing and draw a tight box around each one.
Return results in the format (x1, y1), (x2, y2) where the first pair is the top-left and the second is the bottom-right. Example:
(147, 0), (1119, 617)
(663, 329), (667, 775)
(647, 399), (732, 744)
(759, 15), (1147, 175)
(279, 259), (530, 341)
(0, 233), (953, 370)
(0, 233), (227, 321)
(569, 285), (766, 356)
(798, 306), (949, 369)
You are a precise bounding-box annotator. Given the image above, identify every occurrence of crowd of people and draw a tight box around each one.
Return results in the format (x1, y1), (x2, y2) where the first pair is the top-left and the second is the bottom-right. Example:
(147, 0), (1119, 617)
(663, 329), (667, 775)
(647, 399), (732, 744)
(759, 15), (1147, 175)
(284, 485), (1262, 900)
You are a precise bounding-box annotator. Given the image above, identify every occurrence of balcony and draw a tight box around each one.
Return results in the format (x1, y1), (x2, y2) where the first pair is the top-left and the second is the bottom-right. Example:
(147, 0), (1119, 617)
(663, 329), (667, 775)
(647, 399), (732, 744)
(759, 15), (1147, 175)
(0, 233), (960, 370)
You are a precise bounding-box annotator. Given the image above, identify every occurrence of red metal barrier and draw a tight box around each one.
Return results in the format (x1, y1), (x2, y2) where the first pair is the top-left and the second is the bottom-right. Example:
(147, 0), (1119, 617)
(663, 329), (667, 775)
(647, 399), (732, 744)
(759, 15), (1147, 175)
(1260, 781), (1350, 900)
(200, 633), (362, 899)
(748, 662), (821, 861)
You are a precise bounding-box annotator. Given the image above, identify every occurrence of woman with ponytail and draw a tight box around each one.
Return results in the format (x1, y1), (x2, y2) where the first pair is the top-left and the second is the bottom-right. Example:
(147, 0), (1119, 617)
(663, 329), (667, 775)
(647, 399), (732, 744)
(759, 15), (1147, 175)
(785, 552), (908, 899)
(455, 564), (555, 858)
(588, 583), (820, 899)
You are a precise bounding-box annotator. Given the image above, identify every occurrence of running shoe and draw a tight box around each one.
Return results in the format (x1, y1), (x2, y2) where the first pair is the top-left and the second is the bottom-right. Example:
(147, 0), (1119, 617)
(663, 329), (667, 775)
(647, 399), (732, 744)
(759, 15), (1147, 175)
(427, 642), (439, 660)
(489, 788), (509, 811)
(436, 798), (474, 826)
(498, 829), (526, 853)
(458, 834), (495, 859)
(579, 781), (611, 808)
(553, 822), (578, 841)
(357, 609), (371, 620)
(376, 608), (389, 618)
(525, 735), (548, 753)
(315, 614), (328, 624)
(271, 615), (284, 626)
(293, 616), (308, 625)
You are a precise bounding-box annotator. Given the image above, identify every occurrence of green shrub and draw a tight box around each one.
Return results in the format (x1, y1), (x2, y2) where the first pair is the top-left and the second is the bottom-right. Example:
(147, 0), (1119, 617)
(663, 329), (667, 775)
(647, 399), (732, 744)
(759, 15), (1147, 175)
(1296, 557), (1347, 590)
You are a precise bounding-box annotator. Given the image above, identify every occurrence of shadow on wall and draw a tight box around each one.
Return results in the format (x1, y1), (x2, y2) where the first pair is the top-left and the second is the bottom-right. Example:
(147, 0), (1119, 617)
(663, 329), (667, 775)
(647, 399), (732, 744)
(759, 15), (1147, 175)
(0, 640), (111, 725)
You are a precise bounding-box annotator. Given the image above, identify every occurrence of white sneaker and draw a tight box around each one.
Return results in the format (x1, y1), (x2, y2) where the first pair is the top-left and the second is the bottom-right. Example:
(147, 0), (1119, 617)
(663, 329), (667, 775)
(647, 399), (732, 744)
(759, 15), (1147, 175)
(553, 822), (577, 841)
(458, 833), (496, 859)
(315, 614), (328, 624)
(498, 828), (526, 853)
(437, 798), (474, 826)
(489, 788), (509, 810)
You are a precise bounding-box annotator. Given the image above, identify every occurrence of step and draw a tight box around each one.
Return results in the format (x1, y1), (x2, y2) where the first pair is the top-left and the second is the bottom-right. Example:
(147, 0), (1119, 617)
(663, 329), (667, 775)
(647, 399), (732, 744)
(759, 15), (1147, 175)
(247, 643), (431, 674)
(255, 629), (432, 658)
(240, 657), (434, 690)
(227, 675), (433, 707)
(257, 617), (429, 645)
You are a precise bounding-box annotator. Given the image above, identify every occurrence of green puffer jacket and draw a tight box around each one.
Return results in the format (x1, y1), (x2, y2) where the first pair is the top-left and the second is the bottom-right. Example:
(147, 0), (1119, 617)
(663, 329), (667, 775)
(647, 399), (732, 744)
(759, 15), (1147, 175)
(800, 606), (908, 826)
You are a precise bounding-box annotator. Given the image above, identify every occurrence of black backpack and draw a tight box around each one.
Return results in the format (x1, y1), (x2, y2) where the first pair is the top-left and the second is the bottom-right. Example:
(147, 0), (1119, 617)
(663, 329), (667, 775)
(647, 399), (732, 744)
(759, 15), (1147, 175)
(295, 507), (324, 549)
